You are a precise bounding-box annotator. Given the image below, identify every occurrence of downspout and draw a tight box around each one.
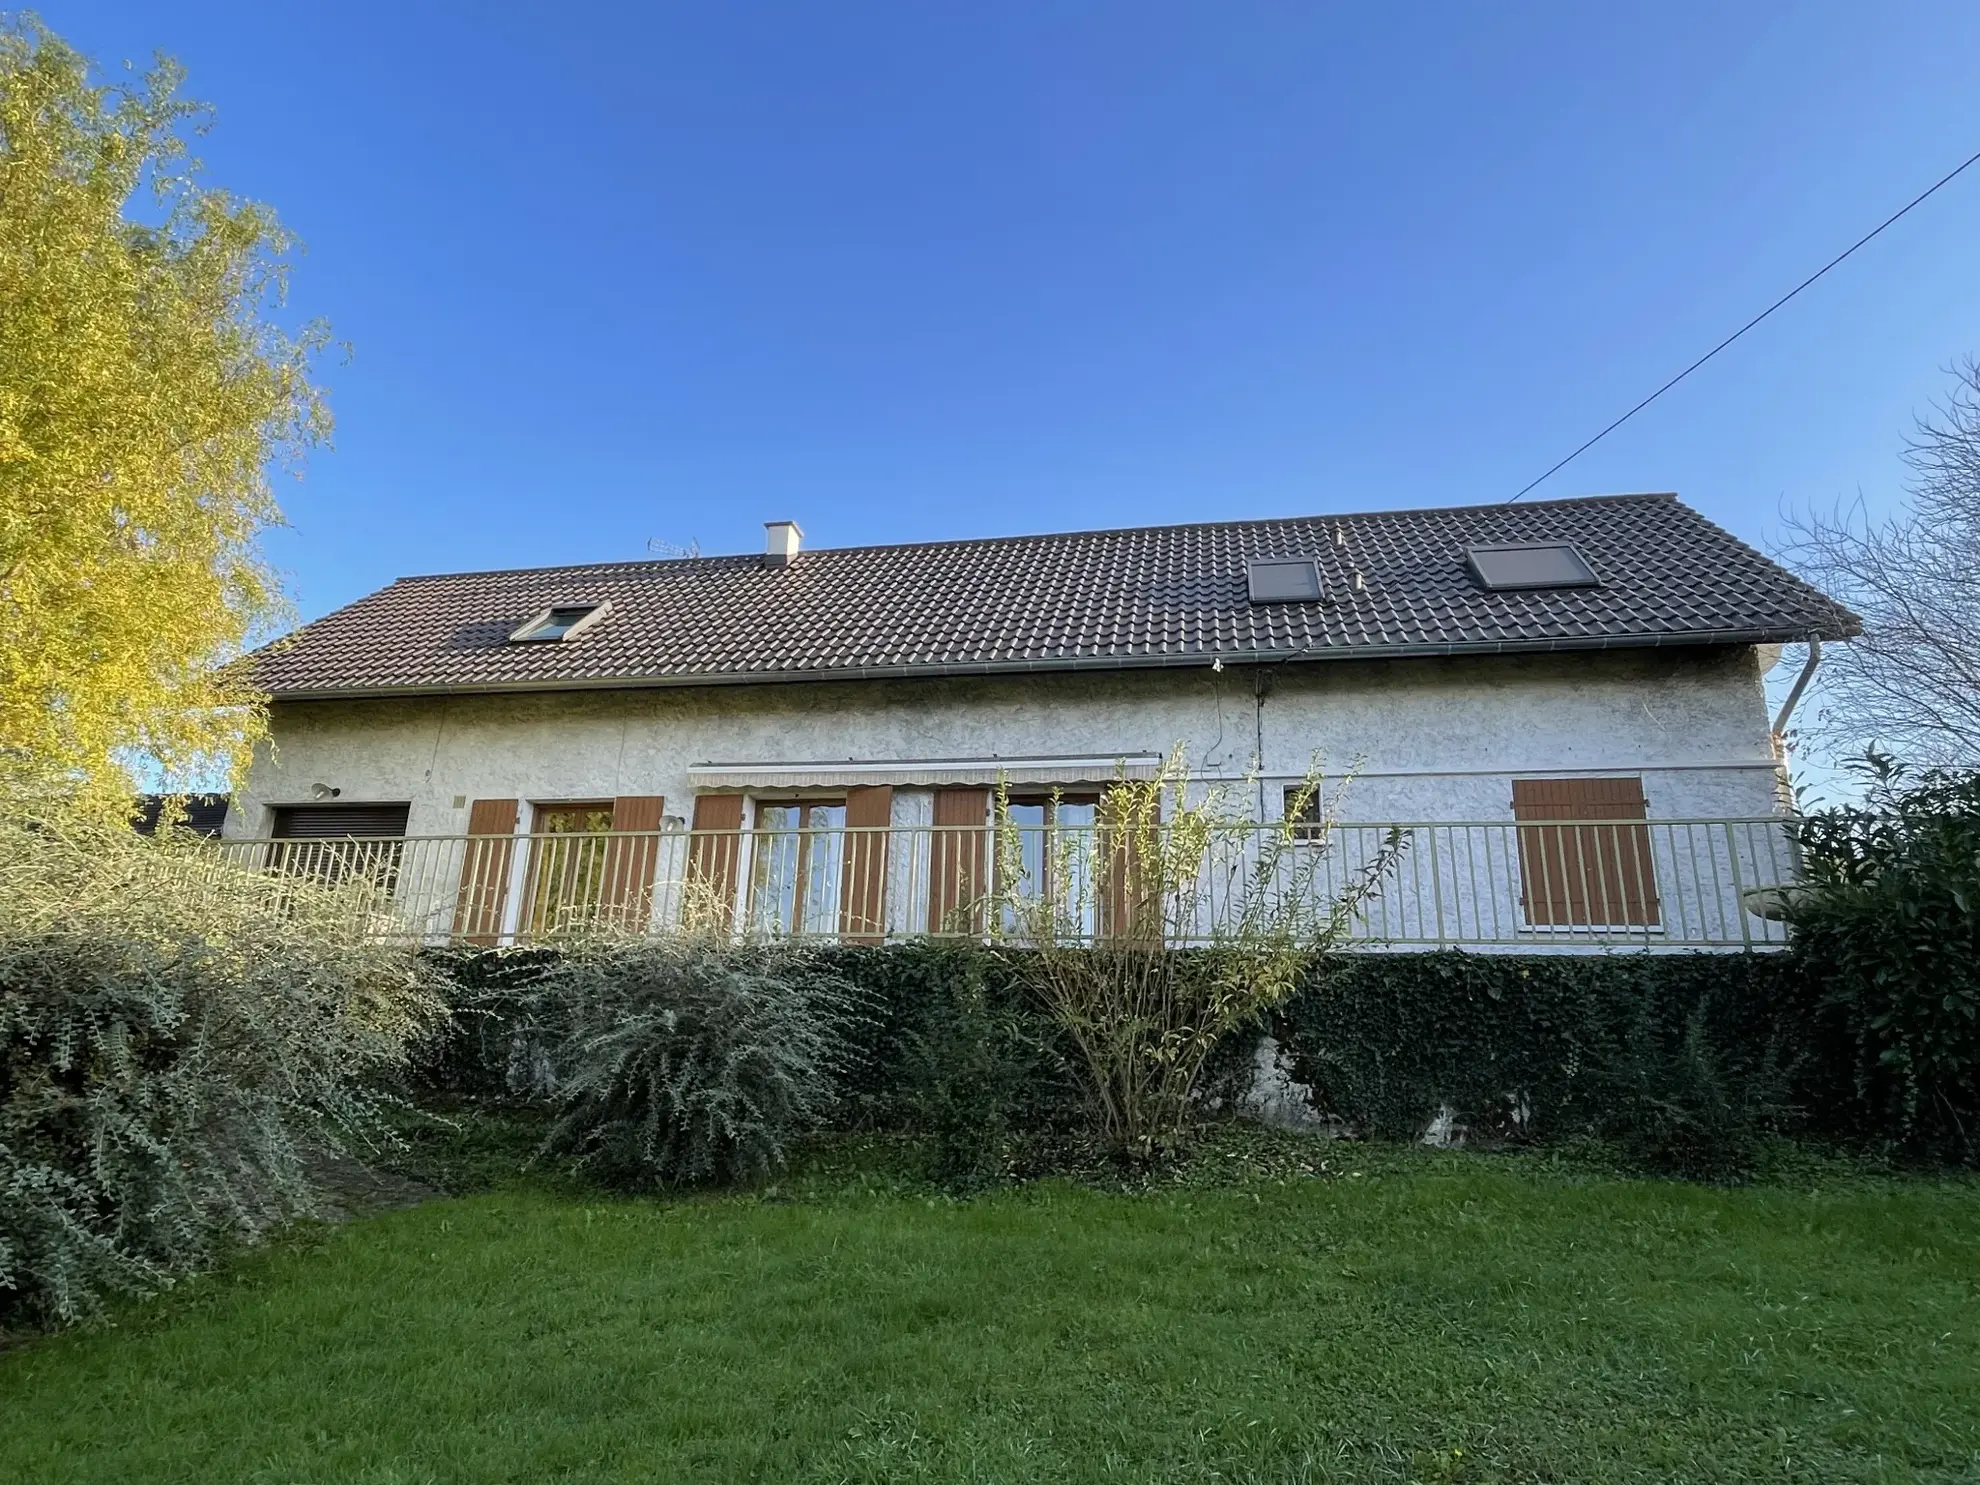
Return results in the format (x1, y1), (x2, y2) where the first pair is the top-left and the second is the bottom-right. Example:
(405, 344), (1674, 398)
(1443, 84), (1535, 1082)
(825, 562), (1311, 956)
(1771, 637), (1823, 738)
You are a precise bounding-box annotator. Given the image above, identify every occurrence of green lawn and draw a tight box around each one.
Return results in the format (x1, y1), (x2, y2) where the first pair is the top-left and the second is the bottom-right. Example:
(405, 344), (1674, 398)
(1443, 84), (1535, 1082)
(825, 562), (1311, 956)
(3, 1141), (1977, 1484)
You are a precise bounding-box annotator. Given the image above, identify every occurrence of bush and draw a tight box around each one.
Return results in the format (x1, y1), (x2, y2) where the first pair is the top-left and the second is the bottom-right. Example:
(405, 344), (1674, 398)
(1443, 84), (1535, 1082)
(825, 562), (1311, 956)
(0, 801), (444, 1329)
(426, 942), (1084, 1189)
(536, 938), (867, 1189)
(875, 949), (1081, 1187)
(1274, 951), (1799, 1178)
(987, 757), (1403, 1162)
(1592, 999), (1797, 1182)
(413, 946), (564, 1101)
(1792, 754), (1980, 1161)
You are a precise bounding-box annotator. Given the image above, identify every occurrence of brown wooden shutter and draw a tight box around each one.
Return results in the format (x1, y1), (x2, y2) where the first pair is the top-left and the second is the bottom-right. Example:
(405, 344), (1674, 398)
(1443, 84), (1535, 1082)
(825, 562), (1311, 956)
(1100, 787), (1162, 943)
(599, 795), (665, 930)
(453, 798), (519, 945)
(838, 785), (893, 945)
(686, 793), (745, 931)
(927, 787), (988, 935)
(1512, 778), (1661, 928)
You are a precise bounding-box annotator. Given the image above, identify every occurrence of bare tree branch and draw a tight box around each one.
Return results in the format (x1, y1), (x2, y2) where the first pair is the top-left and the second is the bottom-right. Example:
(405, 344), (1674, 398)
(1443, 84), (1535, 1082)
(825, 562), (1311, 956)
(1777, 359), (1980, 765)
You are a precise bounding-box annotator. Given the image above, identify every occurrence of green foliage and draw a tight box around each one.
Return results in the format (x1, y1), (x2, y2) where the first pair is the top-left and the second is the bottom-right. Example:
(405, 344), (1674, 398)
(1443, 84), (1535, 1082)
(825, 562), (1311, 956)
(1594, 999), (1797, 1182)
(1276, 951), (1799, 1179)
(413, 946), (564, 1102)
(1792, 752), (1980, 1160)
(0, 801), (443, 1329)
(426, 942), (1816, 1185)
(425, 942), (1084, 1190)
(0, 17), (329, 807)
(988, 755), (1403, 1161)
(852, 947), (1080, 1188)
(535, 938), (868, 1189)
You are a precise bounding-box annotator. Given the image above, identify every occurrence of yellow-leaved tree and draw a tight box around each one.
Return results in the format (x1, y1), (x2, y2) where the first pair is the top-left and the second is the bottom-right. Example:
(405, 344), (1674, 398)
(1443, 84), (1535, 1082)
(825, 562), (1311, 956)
(0, 15), (325, 816)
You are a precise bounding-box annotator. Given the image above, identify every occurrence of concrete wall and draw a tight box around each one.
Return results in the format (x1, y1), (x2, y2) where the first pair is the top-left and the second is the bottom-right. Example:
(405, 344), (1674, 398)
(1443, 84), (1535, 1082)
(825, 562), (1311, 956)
(231, 644), (1784, 838)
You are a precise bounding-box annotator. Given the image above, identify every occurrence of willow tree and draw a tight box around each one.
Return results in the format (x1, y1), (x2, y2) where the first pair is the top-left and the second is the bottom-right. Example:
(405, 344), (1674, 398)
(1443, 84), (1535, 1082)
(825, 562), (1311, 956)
(0, 17), (326, 814)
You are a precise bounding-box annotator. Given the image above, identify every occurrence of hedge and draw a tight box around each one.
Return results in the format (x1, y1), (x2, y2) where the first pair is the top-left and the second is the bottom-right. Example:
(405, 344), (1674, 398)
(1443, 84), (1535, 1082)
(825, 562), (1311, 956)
(421, 943), (1820, 1178)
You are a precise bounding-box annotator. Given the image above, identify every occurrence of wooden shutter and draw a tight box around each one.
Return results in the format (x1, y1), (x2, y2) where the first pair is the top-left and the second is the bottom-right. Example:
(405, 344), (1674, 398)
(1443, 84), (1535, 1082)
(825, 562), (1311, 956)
(838, 785), (893, 945)
(1099, 787), (1162, 943)
(927, 787), (988, 935)
(599, 794), (665, 931)
(1513, 778), (1661, 928)
(453, 798), (519, 945)
(686, 794), (745, 931)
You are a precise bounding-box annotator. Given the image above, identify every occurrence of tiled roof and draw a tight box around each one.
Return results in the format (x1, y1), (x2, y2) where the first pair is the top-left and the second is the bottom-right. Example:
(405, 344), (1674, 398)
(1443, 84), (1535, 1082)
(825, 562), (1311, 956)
(250, 493), (1857, 699)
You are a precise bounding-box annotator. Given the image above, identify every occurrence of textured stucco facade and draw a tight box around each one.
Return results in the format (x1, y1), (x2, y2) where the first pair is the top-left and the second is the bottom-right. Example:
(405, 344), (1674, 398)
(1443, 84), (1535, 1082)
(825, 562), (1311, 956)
(232, 644), (1785, 837)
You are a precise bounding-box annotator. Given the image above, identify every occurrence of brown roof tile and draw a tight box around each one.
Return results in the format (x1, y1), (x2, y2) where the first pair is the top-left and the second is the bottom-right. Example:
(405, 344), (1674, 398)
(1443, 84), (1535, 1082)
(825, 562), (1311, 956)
(249, 493), (1857, 699)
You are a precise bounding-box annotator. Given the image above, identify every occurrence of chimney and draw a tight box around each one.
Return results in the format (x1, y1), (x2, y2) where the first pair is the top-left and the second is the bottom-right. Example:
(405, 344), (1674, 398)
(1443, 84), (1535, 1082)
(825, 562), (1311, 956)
(764, 520), (802, 568)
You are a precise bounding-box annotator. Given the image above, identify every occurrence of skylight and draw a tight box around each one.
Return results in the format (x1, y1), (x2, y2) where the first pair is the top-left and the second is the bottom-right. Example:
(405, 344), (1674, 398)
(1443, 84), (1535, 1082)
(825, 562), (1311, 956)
(1247, 559), (1323, 603)
(508, 602), (609, 643)
(1464, 543), (1599, 592)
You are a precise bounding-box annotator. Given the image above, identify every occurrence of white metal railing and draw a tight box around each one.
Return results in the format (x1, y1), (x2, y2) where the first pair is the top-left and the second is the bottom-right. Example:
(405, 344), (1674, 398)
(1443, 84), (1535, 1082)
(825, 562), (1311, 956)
(202, 816), (1803, 952)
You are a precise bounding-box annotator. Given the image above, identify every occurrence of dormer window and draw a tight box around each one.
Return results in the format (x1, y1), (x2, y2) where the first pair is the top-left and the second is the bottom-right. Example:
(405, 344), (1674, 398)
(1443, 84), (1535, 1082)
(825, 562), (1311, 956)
(1464, 542), (1599, 592)
(508, 602), (610, 643)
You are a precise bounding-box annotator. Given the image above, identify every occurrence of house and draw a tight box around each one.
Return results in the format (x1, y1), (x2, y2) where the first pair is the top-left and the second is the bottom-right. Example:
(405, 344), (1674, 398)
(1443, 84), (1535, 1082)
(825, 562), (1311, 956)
(229, 493), (1856, 948)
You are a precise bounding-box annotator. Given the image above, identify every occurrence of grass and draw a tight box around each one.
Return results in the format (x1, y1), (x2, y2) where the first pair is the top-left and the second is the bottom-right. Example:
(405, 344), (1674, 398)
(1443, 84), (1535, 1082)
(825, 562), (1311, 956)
(2, 1132), (1977, 1484)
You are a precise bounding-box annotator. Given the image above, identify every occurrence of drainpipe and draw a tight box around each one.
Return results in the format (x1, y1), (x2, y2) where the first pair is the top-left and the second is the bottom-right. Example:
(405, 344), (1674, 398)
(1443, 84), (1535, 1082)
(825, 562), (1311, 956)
(1771, 637), (1823, 738)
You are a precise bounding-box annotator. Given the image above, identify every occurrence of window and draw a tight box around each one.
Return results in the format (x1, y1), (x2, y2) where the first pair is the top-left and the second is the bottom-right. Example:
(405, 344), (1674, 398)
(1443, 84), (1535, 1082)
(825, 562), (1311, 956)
(270, 802), (410, 885)
(748, 801), (846, 936)
(1282, 786), (1327, 843)
(1512, 778), (1661, 929)
(999, 794), (1099, 938)
(1464, 542), (1599, 592)
(1247, 558), (1323, 603)
(522, 803), (615, 936)
(508, 602), (609, 643)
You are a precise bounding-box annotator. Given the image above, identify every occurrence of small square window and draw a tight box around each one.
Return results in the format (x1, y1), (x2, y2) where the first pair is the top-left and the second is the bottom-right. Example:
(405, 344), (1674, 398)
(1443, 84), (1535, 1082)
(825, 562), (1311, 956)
(1464, 543), (1599, 591)
(1283, 786), (1327, 843)
(1247, 559), (1323, 603)
(508, 602), (609, 643)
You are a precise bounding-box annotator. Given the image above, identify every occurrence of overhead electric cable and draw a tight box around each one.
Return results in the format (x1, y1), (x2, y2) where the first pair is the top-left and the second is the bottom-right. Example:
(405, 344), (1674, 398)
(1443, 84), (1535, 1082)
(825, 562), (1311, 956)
(1508, 145), (1980, 502)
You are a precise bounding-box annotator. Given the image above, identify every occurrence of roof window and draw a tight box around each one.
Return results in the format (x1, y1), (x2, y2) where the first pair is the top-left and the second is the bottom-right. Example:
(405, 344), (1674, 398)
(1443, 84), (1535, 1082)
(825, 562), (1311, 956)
(1247, 558), (1323, 603)
(508, 602), (610, 643)
(1464, 542), (1598, 591)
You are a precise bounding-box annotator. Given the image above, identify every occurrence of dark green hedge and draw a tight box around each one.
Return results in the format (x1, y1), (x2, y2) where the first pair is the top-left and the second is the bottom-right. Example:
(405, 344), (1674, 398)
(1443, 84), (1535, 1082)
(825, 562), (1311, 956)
(421, 943), (1819, 1178)
(1271, 951), (1803, 1178)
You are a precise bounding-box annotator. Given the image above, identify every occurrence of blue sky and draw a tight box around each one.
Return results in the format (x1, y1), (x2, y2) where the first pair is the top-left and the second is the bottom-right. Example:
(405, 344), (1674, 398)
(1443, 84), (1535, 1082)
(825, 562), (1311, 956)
(50, 3), (1980, 649)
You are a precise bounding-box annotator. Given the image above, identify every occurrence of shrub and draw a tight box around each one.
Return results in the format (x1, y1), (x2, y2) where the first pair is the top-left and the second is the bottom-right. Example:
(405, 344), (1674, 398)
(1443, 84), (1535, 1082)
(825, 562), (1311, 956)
(1591, 998), (1796, 1182)
(413, 946), (564, 1101)
(536, 937), (867, 1189)
(0, 798), (444, 1328)
(1791, 754), (1980, 1161)
(1275, 951), (1799, 1178)
(884, 951), (1081, 1188)
(988, 756), (1403, 1162)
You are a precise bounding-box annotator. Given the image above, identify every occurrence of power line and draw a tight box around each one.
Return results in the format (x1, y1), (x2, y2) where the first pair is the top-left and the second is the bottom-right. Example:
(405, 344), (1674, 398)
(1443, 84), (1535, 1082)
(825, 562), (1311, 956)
(1508, 145), (1980, 503)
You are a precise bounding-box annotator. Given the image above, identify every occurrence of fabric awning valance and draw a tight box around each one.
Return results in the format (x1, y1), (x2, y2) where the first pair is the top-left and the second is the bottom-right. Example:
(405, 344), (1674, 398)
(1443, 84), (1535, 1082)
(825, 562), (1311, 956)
(686, 753), (1164, 791)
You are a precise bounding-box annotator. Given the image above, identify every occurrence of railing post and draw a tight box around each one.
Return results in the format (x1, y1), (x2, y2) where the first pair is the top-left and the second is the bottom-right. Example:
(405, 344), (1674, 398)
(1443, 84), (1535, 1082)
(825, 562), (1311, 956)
(1427, 825), (1447, 947)
(1723, 820), (1752, 949)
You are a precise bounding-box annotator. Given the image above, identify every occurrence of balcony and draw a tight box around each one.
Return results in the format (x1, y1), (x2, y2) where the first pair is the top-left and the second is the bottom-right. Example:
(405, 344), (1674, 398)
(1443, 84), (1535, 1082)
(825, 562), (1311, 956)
(203, 815), (1804, 952)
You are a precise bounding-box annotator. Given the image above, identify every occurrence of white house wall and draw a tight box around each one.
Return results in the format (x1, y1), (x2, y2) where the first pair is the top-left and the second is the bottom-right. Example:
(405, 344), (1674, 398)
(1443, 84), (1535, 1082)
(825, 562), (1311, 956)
(232, 645), (1783, 837)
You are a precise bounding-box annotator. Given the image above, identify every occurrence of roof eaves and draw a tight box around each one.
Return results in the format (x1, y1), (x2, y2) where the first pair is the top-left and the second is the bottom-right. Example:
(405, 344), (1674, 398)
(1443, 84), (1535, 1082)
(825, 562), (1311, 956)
(262, 619), (1853, 703)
